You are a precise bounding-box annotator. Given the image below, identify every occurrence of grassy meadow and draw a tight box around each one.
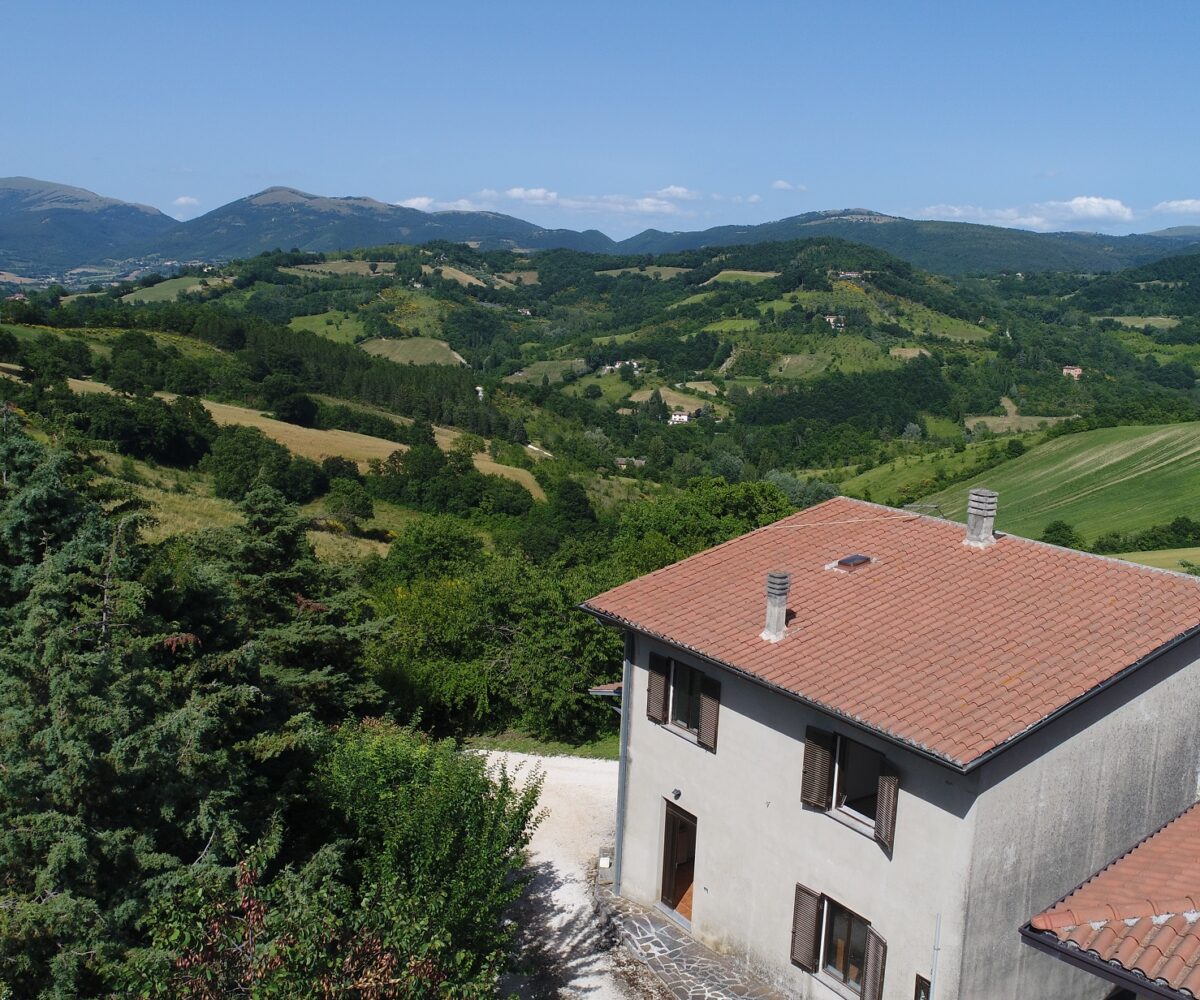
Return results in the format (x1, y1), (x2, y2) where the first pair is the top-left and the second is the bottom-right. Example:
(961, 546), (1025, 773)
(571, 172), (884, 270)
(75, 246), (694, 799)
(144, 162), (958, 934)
(289, 310), (367, 344)
(360, 336), (464, 365)
(923, 423), (1200, 541)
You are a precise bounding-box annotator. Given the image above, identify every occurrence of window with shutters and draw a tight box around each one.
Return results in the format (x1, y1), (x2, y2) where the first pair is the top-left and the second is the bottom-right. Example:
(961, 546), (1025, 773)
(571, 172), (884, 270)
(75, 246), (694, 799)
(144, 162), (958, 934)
(802, 727), (899, 851)
(647, 653), (721, 752)
(791, 887), (887, 1000)
(822, 899), (869, 993)
(834, 736), (885, 825)
(670, 661), (704, 733)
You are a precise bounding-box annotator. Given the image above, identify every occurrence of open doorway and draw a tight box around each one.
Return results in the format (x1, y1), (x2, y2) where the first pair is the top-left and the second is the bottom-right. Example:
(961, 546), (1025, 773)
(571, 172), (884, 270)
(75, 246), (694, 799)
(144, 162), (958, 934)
(661, 803), (697, 922)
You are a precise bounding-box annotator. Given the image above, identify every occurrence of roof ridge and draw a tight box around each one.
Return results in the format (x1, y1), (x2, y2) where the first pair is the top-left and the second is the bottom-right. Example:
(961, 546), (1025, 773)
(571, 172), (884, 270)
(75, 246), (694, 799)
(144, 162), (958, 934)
(1032, 895), (1200, 931)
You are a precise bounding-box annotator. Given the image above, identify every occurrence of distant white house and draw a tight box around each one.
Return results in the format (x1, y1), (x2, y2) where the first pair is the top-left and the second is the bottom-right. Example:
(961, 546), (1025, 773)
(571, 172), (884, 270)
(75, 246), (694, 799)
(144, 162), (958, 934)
(517, 307), (532, 317)
(668, 412), (690, 425)
(600, 360), (642, 375)
(823, 314), (846, 330)
(1062, 365), (1083, 380)
(475, 385), (485, 402)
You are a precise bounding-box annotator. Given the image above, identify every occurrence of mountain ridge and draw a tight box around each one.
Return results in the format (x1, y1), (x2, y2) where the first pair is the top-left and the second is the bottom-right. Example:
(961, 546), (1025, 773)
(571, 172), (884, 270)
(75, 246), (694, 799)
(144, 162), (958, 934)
(3, 176), (1199, 279)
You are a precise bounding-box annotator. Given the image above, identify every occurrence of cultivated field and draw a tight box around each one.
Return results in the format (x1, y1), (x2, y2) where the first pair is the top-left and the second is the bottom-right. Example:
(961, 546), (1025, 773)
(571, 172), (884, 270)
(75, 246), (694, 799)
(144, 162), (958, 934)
(285, 260), (395, 277)
(595, 266), (690, 280)
(66, 379), (543, 498)
(923, 422), (1200, 540)
(289, 310), (367, 344)
(773, 335), (896, 379)
(1118, 547), (1200, 572)
(497, 270), (539, 284)
(377, 287), (446, 336)
(360, 337), (464, 365)
(701, 269), (780, 285)
(504, 359), (588, 384)
(121, 275), (228, 303)
(421, 263), (485, 287)
(629, 385), (726, 415)
(1102, 315), (1181, 329)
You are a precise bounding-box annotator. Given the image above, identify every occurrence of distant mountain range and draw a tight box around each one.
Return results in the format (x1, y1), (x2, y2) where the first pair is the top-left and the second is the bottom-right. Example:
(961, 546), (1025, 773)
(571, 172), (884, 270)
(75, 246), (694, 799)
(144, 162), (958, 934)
(3, 176), (1199, 279)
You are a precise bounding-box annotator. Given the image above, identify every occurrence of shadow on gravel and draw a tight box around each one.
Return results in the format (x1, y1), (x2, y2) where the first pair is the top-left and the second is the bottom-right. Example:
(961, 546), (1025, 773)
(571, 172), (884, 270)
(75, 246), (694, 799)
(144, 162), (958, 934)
(501, 859), (621, 999)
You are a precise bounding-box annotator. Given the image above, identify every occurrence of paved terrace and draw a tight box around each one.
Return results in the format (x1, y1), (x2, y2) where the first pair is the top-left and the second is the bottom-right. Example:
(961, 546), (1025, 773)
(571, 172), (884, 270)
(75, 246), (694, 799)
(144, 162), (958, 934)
(594, 876), (789, 1000)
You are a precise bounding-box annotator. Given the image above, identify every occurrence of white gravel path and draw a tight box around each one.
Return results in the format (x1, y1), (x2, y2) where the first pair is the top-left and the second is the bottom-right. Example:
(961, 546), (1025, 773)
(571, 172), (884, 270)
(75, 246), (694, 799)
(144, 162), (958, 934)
(488, 751), (666, 1000)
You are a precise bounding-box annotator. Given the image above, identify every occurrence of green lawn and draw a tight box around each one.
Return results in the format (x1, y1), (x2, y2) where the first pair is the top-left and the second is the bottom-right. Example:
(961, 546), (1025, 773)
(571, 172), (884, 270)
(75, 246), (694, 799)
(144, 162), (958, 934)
(922, 422), (1200, 542)
(290, 310), (367, 344)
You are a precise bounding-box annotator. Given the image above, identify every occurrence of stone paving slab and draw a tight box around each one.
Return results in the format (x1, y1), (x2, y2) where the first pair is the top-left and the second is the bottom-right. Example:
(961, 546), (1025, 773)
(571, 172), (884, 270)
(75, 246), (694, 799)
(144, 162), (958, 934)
(594, 881), (791, 1000)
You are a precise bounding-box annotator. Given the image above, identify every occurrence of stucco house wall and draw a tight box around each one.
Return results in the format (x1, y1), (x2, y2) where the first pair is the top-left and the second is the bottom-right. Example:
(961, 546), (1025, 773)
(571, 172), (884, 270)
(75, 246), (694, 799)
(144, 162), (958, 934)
(618, 632), (979, 1000)
(962, 633), (1200, 1000)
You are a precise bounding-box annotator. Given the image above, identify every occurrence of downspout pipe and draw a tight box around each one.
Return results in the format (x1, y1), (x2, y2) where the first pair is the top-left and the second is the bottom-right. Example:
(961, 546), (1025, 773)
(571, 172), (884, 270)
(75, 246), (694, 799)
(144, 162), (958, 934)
(613, 630), (634, 896)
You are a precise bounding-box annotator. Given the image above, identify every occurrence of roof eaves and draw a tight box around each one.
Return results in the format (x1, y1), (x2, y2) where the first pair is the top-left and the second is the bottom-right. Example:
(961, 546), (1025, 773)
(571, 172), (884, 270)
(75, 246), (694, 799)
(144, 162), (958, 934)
(578, 602), (969, 773)
(578, 609), (1200, 775)
(1019, 923), (1193, 1000)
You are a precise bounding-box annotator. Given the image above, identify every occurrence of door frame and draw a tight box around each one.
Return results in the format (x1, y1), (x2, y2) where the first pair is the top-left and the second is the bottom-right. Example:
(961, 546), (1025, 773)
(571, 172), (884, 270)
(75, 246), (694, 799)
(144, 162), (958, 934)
(660, 801), (697, 920)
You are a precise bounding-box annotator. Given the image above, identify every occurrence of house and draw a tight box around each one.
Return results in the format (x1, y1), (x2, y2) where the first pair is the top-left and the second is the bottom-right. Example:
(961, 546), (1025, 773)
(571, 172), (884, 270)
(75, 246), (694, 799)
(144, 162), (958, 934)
(823, 314), (846, 330)
(1022, 801), (1200, 998)
(668, 412), (690, 425)
(582, 492), (1200, 1000)
(1063, 365), (1084, 379)
(614, 457), (647, 470)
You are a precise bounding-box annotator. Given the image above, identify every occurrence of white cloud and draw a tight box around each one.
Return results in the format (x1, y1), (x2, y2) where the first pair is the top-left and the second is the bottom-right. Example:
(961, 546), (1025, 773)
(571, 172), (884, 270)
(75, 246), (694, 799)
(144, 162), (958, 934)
(1154, 199), (1200, 214)
(505, 186), (559, 205)
(747, 193), (761, 204)
(653, 185), (700, 200)
(922, 195), (1133, 231)
(396, 196), (434, 210)
(730, 193), (762, 205)
(439, 198), (488, 212)
(771, 179), (806, 191)
(172, 195), (199, 208)
(1045, 195), (1132, 222)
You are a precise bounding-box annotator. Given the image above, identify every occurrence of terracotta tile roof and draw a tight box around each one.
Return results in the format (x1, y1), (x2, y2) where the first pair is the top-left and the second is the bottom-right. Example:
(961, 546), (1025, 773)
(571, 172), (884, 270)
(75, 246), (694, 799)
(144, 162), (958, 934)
(582, 496), (1200, 768)
(1026, 803), (1200, 997)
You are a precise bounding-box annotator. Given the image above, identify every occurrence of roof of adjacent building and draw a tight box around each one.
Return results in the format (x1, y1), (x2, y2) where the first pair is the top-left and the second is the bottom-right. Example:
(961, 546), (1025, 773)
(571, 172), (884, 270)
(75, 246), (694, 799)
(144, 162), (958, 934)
(581, 496), (1200, 769)
(1025, 803), (1200, 997)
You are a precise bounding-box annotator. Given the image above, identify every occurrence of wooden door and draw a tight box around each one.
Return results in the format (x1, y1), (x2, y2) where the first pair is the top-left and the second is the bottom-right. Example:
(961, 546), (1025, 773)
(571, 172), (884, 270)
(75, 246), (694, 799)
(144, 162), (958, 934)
(661, 803), (697, 921)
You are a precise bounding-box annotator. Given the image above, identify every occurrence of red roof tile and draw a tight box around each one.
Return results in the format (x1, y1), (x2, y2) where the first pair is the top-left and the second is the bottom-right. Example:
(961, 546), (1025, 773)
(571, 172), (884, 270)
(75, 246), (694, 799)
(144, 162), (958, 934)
(1027, 803), (1200, 997)
(582, 497), (1200, 768)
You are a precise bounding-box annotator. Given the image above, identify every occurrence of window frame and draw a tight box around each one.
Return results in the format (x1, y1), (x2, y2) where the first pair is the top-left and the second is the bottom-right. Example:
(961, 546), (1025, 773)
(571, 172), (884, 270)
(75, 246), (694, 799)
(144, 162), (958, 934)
(668, 659), (704, 737)
(831, 733), (884, 830)
(817, 896), (872, 996)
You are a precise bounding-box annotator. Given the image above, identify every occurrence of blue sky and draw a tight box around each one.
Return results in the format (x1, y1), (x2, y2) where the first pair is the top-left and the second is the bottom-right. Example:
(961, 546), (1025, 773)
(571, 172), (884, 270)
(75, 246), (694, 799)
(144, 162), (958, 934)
(5, 0), (1199, 237)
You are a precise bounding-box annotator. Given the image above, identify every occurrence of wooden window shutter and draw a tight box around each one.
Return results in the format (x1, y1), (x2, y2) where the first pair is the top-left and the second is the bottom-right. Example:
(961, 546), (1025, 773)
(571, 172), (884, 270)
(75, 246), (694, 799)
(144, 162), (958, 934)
(647, 653), (670, 724)
(863, 926), (887, 1000)
(789, 884), (821, 971)
(800, 728), (835, 809)
(874, 761), (900, 852)
(697, 676), (720, 752)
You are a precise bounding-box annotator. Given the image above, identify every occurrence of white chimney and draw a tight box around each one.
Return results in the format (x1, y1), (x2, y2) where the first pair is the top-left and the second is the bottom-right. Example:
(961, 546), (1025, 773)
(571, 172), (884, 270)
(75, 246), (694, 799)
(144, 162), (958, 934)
(760, 571), (791, 643)
(964, 488), (999, 548)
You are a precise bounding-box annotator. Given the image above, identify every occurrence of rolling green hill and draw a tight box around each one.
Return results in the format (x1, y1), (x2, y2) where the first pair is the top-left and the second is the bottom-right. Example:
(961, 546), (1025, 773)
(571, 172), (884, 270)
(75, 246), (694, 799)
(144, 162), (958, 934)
(922, 423), (1200, 541)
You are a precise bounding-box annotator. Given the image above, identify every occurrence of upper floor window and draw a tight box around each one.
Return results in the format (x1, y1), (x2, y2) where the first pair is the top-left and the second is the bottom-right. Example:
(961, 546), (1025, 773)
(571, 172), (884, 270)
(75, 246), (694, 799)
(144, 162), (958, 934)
(801, 727), (899, 852)
(646, 652), (720, 752)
